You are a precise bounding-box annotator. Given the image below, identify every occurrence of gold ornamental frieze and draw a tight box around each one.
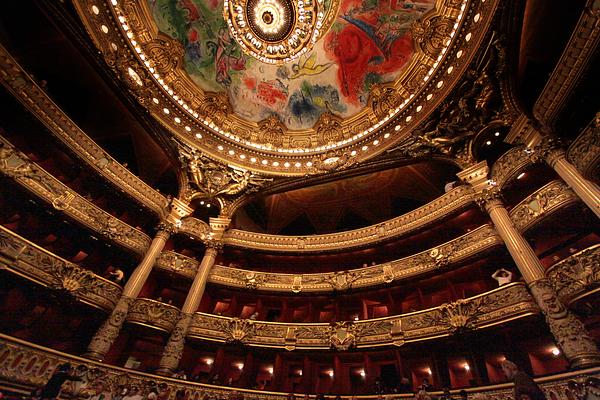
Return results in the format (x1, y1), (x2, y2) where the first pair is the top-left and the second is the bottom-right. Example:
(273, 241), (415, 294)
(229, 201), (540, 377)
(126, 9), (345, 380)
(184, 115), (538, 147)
(223, 184), (476, 252)
(0, 226), (122, 311)
(186, 283), (538, 349)
(567, 114), (600, 180)
(1, 333), (599, 400)
(208, 224), (501, 293)
(126, 298), (182, 333)
(547, 244), (600, 306)
(0, 137), (151, 255)
(155, 251), (199, 280)
(72, 0), (500, 175)
(533, 2), (600, 128)
(0, 44), (168, 216)
(510, 180), (578, 232)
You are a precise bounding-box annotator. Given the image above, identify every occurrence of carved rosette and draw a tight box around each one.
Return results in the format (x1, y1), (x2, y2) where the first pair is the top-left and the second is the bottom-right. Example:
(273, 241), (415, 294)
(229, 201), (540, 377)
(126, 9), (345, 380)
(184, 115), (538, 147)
(84, 296), (135, 361)
(529, 279), (600, 368)
(157, 313), (193, 375)
(329, 322), (358, 350)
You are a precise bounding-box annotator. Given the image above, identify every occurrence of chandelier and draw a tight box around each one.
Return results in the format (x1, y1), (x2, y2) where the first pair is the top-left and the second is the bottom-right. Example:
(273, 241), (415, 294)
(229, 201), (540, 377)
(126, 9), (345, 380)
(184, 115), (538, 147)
(224, 0), (329, 64)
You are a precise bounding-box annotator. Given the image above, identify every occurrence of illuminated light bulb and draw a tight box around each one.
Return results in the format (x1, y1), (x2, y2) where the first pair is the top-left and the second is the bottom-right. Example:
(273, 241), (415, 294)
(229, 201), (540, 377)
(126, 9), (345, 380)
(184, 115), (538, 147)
(464, 364), (470, 371)
(517, 172), (525, 180)
(551, 347), (560, 356)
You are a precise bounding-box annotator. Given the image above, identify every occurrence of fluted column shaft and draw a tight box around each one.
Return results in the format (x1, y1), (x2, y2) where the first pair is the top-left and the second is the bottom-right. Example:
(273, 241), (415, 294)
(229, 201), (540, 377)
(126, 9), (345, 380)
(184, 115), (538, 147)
(544, 147), (600, 219)
(157, 243), (220, 375)
(483, 197), (600, 369)
(83, 224), (175, 361)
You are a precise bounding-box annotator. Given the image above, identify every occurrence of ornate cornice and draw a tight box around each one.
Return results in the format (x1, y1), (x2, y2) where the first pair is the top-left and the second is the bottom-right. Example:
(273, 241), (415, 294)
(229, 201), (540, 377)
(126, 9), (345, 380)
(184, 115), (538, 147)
(533, 1), (600, 129)
(0, 44), (169, 216)
(547, 244), (600, 306)
(187, 283), (538, 349)
(510, 180), (578, 232)
(0, 226), (122, 311)
(126, 298), (181, 333)
(71, 0), (500, 176)
(567, 114), (600, 181)
(0, 137), (151, 255)
(1, 333), (600, 399)
(209, 225), (501, 292)
(223, 185), (475, 252)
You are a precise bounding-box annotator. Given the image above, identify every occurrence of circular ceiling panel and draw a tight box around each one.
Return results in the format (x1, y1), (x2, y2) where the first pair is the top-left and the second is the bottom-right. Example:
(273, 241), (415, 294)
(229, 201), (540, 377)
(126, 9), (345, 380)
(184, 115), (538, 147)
(74, 0), (498, 176)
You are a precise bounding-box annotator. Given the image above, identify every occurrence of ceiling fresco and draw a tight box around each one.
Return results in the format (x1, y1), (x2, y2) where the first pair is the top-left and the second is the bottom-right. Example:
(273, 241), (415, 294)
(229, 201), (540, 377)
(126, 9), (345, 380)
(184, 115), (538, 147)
(148, 0), (435, 130)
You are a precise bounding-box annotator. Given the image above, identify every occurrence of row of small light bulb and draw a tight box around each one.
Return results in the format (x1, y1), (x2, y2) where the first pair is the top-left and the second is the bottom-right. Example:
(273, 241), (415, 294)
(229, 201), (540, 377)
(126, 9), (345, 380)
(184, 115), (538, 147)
(103, 0), (479, 165)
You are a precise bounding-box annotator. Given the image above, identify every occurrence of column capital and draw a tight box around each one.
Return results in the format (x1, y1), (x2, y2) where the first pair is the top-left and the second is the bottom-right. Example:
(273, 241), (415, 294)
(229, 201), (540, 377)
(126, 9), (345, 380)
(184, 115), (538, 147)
(155, 220), (179, 237)
(533, 136), (566, 167)
(456, 161), (491, 191)
(474, 187), (503, 212)
(202, 238), (224, 253)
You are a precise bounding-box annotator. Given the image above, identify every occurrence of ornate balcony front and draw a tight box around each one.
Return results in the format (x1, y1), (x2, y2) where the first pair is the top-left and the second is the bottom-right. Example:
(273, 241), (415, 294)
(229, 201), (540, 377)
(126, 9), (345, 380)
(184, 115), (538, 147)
(0, 137), (151, 255)
(0, 226), (122, 311)
(126, 298), (181, 333)
(1, 333), (597, 400)
(155, 251), (199, 280)
(547, 245), (600, 306)
(188, 283), (538, 350)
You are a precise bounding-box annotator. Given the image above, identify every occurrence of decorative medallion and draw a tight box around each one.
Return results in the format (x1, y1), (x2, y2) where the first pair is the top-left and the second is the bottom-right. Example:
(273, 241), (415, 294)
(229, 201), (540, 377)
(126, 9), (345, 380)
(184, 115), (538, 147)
(225, 0), (328, 63)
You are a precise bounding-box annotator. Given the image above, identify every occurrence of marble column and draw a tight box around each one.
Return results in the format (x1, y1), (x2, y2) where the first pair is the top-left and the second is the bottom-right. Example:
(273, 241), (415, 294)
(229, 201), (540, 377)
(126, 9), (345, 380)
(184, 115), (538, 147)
(535, 137), (600, 219)
(479, 190), (600, 369)
(458, 162), (600, 369)
(157, 241), (221, 375)
(84, 199), (192, 361)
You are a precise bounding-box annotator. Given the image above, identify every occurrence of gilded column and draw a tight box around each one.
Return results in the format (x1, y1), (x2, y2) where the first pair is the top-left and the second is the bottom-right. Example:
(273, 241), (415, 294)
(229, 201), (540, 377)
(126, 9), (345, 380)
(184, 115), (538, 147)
(535, 137), (600, 219)
(83, 199), (192, 361)
(459, 162), (600, 369)
(157, 217), (230, 375)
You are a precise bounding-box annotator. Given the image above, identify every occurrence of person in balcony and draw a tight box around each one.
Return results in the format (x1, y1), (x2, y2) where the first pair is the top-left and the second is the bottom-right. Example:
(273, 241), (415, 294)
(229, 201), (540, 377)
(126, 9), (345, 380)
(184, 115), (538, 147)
(40, 363), (82, 400)
(108, 267), (125, 284)
(492, 268), (513, 286)
(501, 359), (547, 400)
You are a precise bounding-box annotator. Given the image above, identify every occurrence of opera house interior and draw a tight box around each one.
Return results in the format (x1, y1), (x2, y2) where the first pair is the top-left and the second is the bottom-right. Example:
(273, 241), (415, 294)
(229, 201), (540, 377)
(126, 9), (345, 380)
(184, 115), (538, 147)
(0, 0), (599, 399)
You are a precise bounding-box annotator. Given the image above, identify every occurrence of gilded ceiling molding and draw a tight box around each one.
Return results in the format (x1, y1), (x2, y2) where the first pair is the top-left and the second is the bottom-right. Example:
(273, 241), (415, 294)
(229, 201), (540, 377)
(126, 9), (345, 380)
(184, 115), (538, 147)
(72, 0), (500, 176)
(0, 44), (169, 217)
(1, 333), (599, 400)
(566, 113), (600, 181)
(0, 137), (151, 255)
(223, 184), (475, 252)
(209, 225), (501, 293)
(510, 180), (578, 232)
(187, 283), (538, 349)
(533, 0), (600, 129)
(547, 244), (600, 306)
(0, 226), (122, 311)
(126, 298), (181, 333)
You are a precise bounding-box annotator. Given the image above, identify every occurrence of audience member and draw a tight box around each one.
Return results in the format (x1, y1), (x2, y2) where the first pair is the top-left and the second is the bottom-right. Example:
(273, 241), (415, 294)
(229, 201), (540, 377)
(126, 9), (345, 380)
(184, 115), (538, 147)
(492, 269), (513, 286)
(501, 359), (547, 400)
(40, 363), (82, 400)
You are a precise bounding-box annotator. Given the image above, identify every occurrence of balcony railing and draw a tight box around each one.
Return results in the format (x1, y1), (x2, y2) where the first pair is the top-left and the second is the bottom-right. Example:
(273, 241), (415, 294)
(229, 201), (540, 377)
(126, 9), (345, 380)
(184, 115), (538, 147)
(0, 333), (597, 400)
(187, 283), (538, 350)
(0, 136), (151, 255)
(126, 298), (182, 333)
(547, 244), (600, 306)
(0, 226), (122, 311)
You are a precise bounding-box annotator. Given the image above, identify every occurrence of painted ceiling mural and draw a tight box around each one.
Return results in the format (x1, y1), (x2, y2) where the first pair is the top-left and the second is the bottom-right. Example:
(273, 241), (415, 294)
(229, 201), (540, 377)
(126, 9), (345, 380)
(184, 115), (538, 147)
(148, 0), (435, 130)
